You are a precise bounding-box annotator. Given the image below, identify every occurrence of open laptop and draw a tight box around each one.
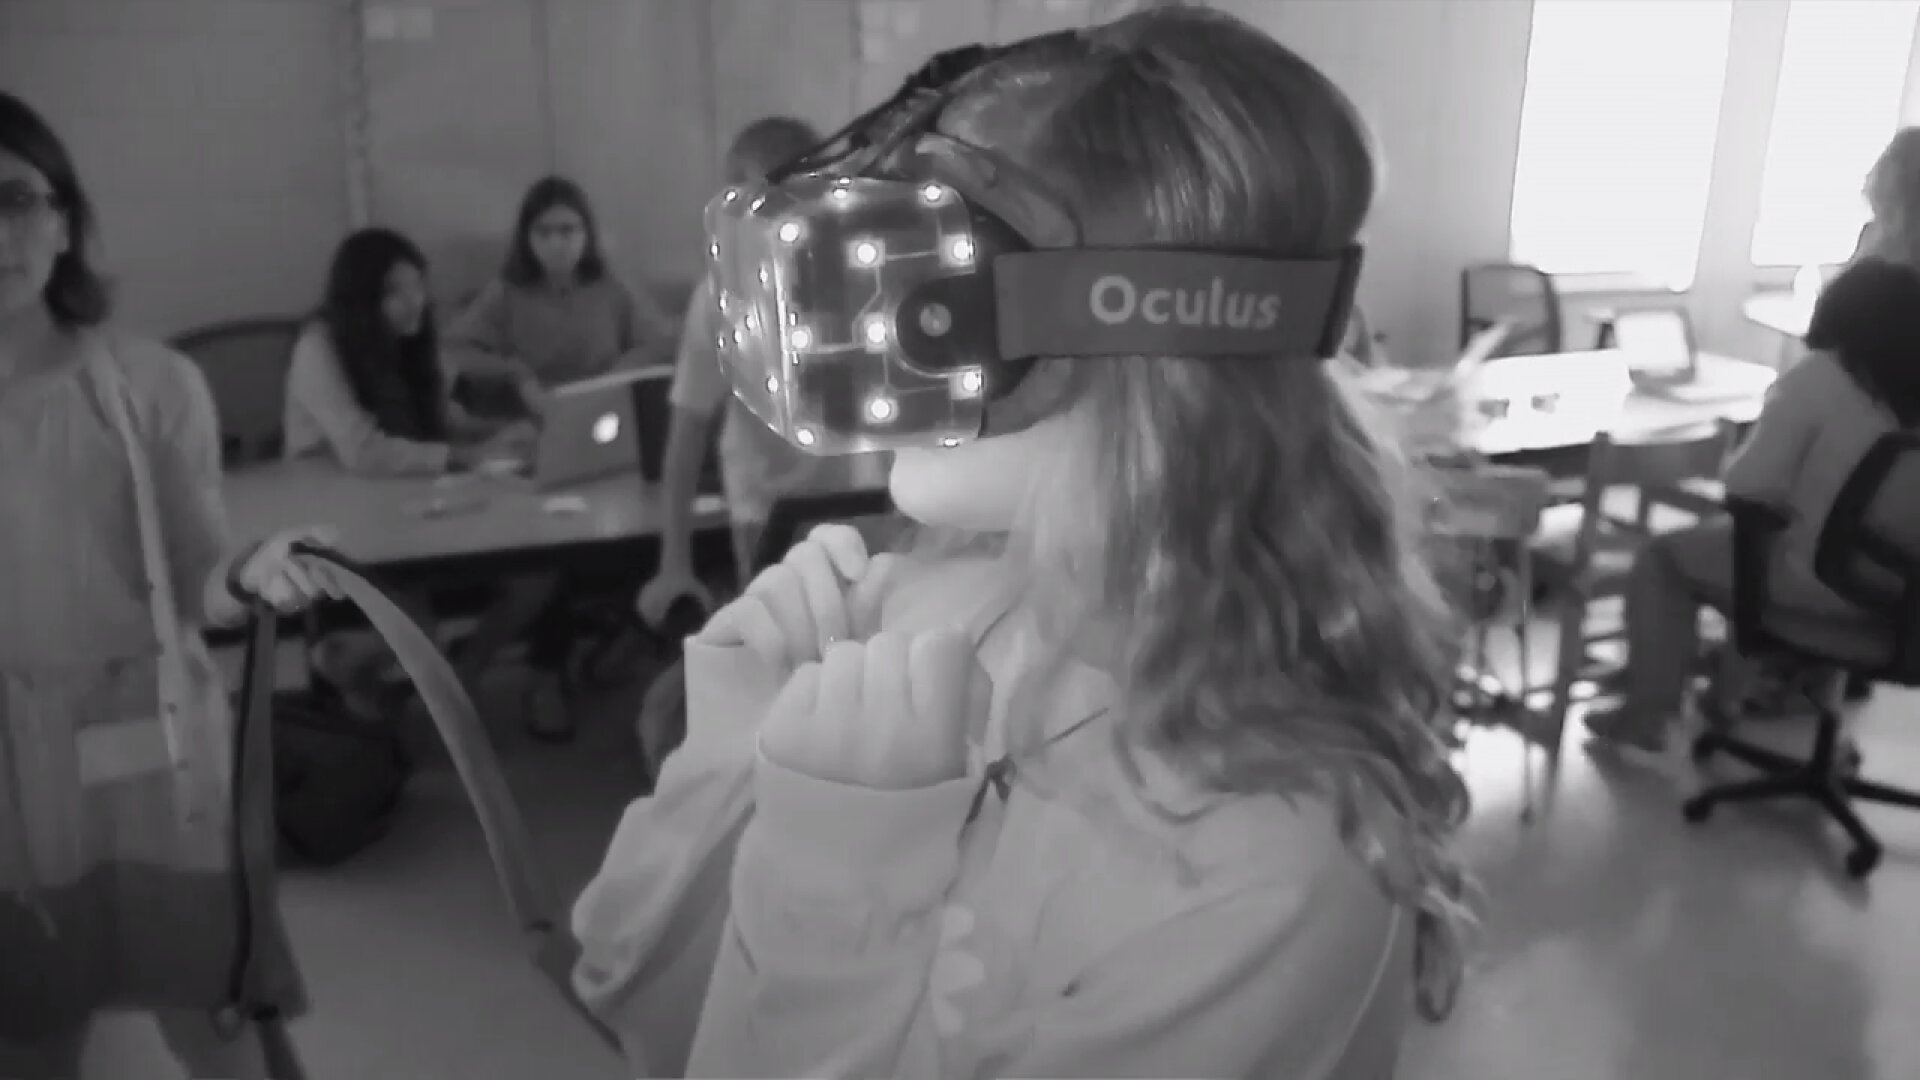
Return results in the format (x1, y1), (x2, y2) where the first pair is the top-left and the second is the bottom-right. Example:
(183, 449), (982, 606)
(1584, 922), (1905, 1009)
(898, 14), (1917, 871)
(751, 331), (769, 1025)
(527, 367), (653, 489)
(1609, 306), (1772, 403)
(1611, 306), (1698, 389)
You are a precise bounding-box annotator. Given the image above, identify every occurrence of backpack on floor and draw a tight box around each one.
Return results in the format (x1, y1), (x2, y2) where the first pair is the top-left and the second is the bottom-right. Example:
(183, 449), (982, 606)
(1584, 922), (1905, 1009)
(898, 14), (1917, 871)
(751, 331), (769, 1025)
(269, 689), (413, 866)
(232, 543), (619, 1077)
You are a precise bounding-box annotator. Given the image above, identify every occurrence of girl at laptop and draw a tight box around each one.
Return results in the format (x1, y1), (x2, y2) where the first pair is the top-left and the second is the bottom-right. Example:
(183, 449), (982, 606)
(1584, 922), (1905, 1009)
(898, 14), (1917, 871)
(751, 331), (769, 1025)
(575, 11), (1473, 1076)
(285, 229), (546, 722)
(285, 228), (519, 476)
(444, 175), (676, 410)
(442, 177), (679, 738)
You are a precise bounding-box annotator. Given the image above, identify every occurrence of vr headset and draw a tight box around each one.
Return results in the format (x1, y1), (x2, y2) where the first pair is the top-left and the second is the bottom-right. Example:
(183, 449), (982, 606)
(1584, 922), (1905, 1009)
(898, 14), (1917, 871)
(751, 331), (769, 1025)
(705, 38), (1364, 456)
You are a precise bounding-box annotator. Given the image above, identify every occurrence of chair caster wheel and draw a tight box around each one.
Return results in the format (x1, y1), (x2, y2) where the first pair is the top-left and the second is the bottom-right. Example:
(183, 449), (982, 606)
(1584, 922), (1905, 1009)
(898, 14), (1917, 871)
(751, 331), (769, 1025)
(1845, 846), (1880, 879)
(1681, 796), (1713, 823)
(1689, 736), (1717, 764)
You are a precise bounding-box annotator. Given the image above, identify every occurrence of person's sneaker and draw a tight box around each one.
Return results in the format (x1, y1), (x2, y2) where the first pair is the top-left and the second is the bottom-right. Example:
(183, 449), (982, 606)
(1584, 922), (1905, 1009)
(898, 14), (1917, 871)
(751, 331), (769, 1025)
(1583, 707), (1669, 754)
(524, 671), (575, 743)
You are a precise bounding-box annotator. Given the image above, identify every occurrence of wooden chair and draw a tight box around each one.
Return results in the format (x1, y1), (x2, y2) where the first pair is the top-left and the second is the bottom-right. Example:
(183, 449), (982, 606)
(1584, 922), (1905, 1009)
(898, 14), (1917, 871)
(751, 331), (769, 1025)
(1527, 422), (1739, 758)
(1459, 263), (1565, 357)
(1427, 463), (1555, 816)
(170, 317), (303, 466)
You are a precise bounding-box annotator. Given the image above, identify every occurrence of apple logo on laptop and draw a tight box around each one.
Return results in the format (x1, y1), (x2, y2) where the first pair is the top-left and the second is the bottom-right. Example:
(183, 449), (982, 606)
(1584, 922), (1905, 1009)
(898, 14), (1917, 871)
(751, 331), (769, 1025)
(592, 413), (620, 445)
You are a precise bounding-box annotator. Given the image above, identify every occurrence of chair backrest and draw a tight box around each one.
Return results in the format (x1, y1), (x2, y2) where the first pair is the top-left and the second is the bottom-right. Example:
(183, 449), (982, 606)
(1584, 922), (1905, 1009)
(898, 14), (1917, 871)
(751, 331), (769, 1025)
(1460, 263), (1563, 357)
(1811, 431), (1920, 677)
(752, 487), (900, 573)
(170, 317), (303, 466)
(1566, 423), (1736, 571)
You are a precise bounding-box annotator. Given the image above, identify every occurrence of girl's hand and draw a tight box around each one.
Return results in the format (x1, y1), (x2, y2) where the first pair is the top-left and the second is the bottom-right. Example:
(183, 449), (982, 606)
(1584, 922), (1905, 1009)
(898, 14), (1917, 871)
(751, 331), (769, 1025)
(514, 372), (550, 416)
(695, 524), (899, 675)
(232, 526), (346, 614)
(760, 628), (990, 790)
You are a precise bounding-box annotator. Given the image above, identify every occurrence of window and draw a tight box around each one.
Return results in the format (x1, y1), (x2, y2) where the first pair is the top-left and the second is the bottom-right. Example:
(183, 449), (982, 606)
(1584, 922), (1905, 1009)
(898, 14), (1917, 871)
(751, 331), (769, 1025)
(1508, 0), (1734, 288)
(1749, 0), (1920, 269)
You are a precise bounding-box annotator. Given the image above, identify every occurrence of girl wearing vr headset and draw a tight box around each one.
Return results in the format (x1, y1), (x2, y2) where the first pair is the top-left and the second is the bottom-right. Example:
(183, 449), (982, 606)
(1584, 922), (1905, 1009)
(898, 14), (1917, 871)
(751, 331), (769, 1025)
(575, 7), (1473, 1076)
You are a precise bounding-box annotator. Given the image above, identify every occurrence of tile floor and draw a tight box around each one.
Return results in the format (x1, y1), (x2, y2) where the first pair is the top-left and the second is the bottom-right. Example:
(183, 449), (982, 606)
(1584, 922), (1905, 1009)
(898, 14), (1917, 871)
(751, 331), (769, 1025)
(79, 670), (1920, 1079)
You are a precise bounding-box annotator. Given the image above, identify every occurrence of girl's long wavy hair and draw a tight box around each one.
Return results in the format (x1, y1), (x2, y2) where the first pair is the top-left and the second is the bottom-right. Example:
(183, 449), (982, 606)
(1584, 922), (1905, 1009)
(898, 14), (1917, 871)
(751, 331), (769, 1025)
(939, 4), (1475, 1021)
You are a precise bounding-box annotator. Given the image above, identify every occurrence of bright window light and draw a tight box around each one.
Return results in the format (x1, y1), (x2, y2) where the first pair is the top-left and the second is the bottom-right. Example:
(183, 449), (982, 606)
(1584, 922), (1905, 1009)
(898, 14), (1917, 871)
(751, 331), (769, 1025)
(1508, 0), (1735, 287)
(1750, 0), (1920, 268)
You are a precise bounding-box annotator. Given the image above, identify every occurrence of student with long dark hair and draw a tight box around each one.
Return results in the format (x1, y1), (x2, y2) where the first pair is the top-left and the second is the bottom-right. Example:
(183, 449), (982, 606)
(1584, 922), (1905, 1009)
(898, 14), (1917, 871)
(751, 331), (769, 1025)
(285, 227), (513, 474)
(285, 228), (526, 713)
(0, 90), (338, 1077)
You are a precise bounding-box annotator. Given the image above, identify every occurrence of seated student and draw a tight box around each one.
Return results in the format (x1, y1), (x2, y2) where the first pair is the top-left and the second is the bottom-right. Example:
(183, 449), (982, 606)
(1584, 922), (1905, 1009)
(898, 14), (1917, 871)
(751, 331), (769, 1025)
(636, 116), (888, 621)
(444, 175), (676, 403)
(442, 178), (678, 738)
(285, 227), (513, 474)
(1586, 258), (1920, 752)
(285, 228), (543, 718)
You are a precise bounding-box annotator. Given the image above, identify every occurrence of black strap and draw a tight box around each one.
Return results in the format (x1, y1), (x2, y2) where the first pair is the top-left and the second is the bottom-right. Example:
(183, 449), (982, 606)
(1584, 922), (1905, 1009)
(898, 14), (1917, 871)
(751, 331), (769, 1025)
(231, 543), (619, 1055)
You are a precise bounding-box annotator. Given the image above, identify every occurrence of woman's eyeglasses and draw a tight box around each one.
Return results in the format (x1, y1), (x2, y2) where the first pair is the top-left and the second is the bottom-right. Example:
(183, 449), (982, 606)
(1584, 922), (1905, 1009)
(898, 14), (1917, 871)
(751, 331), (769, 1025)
(0, 184), (60, 227)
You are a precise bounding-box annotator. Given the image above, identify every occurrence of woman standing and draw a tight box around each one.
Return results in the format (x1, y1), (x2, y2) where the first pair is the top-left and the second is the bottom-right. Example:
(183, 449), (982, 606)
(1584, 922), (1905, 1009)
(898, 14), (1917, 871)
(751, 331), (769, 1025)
(0, 92), (338, 1077)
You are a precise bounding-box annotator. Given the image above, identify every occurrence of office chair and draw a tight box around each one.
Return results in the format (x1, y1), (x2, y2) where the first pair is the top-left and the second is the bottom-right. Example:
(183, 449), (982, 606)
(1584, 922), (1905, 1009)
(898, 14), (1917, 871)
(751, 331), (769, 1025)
(1459, 263), (1565, 357)
(170, 317), (303, 466)
(1682, 432), (1920, 878)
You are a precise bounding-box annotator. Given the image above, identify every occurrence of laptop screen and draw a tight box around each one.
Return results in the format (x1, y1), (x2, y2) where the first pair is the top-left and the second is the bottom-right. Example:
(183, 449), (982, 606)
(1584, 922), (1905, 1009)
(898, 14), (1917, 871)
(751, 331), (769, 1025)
(1613, 309), (1695, 380)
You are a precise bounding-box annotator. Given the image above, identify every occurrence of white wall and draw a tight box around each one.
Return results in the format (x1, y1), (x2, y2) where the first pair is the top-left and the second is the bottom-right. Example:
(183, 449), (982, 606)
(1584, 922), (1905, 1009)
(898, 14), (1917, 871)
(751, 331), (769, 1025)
(0, 0), (351, 334)
(4, 0), (1903, 364)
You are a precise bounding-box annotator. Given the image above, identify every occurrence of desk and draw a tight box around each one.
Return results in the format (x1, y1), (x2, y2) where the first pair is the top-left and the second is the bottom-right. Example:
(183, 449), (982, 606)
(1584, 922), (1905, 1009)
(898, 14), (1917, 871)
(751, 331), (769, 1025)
(223, 461), (727, 575)
(1466, 352), (1772, 471)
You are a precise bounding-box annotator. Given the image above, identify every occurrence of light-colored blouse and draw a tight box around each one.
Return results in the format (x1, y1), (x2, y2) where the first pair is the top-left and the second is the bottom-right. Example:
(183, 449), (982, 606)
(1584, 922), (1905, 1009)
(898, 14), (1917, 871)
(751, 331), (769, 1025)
(282, 324), (453, 476)
(572, 554), (1412, 1079)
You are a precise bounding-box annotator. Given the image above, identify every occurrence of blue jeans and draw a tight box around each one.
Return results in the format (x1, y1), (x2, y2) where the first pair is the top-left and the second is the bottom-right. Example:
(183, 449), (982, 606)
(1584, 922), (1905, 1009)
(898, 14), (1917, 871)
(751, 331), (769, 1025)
(1621, 520), (1733, 721)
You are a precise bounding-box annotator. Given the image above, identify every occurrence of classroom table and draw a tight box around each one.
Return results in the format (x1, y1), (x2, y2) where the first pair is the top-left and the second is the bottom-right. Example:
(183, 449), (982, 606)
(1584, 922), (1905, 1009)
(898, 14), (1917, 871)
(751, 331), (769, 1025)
(229, 351), (1773, 571)
(221, 460), (719, 577)
(1408, 350), (1774, 762)
(1465, 351), (1772, 473)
